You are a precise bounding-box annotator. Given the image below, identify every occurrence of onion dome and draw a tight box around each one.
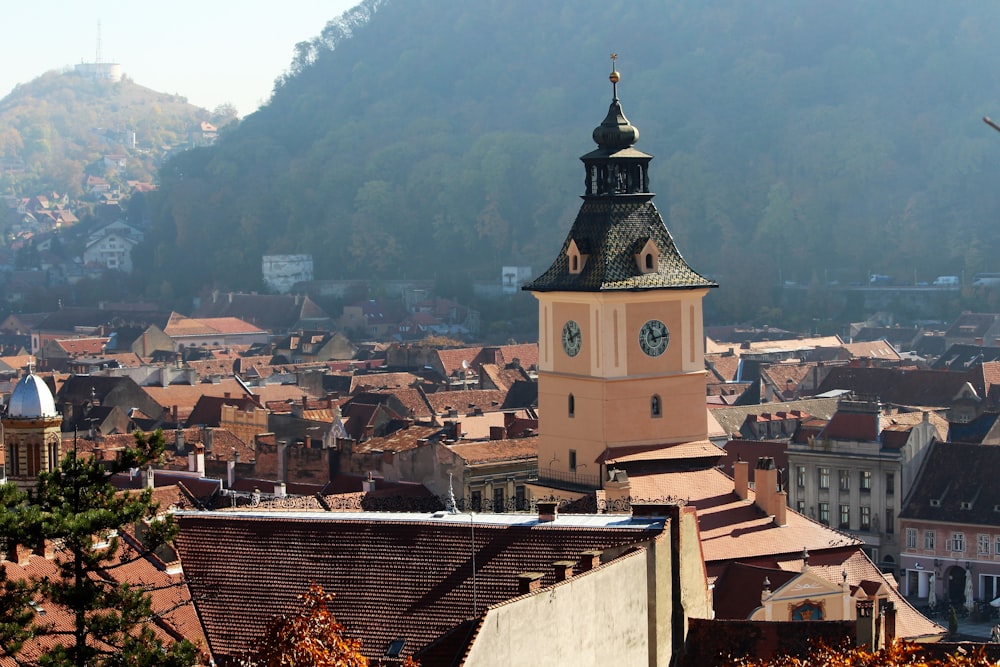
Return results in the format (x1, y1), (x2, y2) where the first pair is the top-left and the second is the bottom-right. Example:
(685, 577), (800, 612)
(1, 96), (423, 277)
(592, 66), (639, 150)
(7, 373), (58, 418)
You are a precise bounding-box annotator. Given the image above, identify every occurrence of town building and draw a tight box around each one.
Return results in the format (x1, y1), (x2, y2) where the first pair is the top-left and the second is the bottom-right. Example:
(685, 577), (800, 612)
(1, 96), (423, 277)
(899, 441), (1000, 610)
(786, 399), (946, 574)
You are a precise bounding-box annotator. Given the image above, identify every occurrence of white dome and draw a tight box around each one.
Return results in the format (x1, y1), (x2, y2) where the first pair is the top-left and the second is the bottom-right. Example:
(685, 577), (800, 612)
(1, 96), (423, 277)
(7, 374), (58, 419)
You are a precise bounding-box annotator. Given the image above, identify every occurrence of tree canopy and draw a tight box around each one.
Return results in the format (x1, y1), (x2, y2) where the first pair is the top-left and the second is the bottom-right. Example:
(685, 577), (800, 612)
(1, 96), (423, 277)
(0, 430), (199, 667)
(140, 0), (1000, 322)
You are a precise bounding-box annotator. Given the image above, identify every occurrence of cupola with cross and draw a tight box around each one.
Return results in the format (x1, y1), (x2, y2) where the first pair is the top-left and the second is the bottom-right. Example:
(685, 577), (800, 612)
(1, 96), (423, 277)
(524, 57), (717, 489)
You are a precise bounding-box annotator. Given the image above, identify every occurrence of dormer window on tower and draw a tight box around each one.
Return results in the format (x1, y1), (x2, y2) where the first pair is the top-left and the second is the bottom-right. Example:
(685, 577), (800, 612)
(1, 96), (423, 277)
(635, 238), (659, 274)
(567, 239), (590, 275)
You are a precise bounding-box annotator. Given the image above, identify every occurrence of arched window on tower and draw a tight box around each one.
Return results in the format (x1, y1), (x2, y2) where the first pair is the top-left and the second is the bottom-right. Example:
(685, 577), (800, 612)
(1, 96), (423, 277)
(568, 393), (575, 418)
(651, 394), (662, 418)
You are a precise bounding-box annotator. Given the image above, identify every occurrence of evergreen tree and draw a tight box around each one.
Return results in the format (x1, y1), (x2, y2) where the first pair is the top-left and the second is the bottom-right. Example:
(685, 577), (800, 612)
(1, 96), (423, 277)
(0, 430), (198, 667)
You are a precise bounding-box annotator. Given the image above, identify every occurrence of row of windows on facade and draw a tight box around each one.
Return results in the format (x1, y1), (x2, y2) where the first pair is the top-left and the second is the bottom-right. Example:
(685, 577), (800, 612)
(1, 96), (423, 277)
(904, 529), (1000, 556)
(796, 466), (894, 494)
(796, 500), (894, 533)
(568, 394), (662, 418)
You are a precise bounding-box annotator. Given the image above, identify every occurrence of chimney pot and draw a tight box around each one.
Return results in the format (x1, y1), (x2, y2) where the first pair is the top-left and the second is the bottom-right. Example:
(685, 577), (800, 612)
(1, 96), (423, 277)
(578, 549), (602, 572)
(554, 560), (576, 582)
(734, 459), (750, 500)
(517, 571), (544, 595)
(537, 501), (558, 522)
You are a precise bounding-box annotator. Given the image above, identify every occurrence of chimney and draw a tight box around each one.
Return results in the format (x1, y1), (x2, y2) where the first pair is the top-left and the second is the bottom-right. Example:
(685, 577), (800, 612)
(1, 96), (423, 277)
(734, 458), (749, 500)
(489, 426), (505, 440)
(883, 601), (897, 646)
(224, 392), (230, 399)
(754, 457), (779, 519)
(34, 536), (55, 560)
(517, 572), (544, 595)
(188, 443), (205, 476)
(203, 427), (213, 454)
(143, 465), (155, 490)
(774, 489), (788, 526)
(175, 428), (186, 455)
(277, 440), (287, 482)
(537, 500), (558, 522)
(226, 459), (236, 488)
(172, 405), (178, 423)
(856, 600), (876, 649)
(605, 469), (631, 513)
(578, 549), (602, 572)
(362, 471), (377, 493)
(554, 560), (576, 582)
(274, 481), (286, 498)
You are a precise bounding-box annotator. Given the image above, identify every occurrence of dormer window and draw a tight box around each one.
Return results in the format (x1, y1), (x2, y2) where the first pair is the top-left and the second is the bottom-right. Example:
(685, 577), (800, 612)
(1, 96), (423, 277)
(634, 238), (659, 274)
(930, 499), (941, 507)
(567, 239), (589, 275)
(961, 501), (973, 510)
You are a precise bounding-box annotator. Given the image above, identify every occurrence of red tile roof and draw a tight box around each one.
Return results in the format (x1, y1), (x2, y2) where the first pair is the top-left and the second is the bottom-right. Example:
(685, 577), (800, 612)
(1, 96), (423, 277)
(175, 512), (664, 663)
(446, 437), (538, 465)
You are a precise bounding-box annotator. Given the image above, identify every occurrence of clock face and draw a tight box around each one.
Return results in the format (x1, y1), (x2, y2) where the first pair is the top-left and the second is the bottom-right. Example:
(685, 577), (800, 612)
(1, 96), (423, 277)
(561, 320), (582, 357)
(639, 319), (669, 357)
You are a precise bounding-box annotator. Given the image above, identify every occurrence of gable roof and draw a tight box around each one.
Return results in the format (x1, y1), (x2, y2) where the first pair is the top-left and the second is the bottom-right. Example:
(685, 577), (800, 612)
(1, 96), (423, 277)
(900, 440), (1000, 526)
(175, 511), (664, 663)
(815, 366), (975, 407)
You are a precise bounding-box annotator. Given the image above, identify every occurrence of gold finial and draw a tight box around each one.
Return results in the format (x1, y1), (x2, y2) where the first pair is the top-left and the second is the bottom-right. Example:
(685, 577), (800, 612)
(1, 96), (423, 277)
(609, 53), (620, 84)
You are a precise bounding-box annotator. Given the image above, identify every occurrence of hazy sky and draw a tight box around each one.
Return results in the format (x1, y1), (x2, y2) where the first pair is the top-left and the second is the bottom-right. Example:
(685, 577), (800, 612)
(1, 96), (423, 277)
(0, 1), (359, 117)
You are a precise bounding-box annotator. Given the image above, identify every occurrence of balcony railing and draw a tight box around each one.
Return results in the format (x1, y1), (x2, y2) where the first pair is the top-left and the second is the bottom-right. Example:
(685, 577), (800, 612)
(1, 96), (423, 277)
(534, 467), (602, 492)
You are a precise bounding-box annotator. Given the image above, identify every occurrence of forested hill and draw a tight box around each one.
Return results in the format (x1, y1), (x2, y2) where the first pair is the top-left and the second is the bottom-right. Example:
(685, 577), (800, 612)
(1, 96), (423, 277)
(0, 72), (222, 198)
(146, 0), (1000, 318)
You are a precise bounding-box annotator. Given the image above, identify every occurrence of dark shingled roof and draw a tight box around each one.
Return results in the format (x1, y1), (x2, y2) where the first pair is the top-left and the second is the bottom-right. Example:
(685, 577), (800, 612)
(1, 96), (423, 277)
(900, 440), (1000, 525)
(524, 200), (715, 292)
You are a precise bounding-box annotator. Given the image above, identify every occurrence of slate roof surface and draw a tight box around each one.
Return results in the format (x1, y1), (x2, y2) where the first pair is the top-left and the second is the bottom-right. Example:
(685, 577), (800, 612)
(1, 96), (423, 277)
(524, 199), (715, 292)
(710, 398), (841, 439)
(900, 440), (1000, 525)
(175, 512), (663, 663)
(815, 367), (975, 407)
(193, 293), (329, 330)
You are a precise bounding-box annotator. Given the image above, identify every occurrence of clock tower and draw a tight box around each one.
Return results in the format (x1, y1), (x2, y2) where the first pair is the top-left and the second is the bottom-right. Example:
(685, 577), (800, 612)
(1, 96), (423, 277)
(524, 61), (717, 490)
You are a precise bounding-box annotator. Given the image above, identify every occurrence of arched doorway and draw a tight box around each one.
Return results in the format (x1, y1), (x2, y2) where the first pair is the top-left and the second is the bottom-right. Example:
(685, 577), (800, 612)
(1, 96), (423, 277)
(947, 565), (967, 605)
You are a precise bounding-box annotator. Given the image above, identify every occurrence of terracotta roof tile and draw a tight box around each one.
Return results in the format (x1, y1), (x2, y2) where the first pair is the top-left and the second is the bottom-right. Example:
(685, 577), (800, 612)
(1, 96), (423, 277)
(175, 513), (663, 663)
(446, 437), (538, 465)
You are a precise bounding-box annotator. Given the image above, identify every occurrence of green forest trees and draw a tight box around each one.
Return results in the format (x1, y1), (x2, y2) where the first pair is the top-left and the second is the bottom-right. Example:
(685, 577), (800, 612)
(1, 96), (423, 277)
(0, 430), (198, 667)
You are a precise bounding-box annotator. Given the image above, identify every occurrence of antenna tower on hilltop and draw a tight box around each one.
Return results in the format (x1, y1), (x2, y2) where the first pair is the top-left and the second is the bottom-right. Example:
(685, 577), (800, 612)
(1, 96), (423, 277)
(96, 20), (103, 64)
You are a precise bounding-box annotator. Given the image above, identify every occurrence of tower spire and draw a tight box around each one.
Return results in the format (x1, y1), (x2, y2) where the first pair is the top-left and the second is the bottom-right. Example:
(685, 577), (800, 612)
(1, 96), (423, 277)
(610, 53), (619, 101)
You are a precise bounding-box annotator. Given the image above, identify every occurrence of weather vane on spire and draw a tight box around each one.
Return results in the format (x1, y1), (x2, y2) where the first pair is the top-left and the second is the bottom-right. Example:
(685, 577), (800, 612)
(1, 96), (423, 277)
(609, 53), (620, 100)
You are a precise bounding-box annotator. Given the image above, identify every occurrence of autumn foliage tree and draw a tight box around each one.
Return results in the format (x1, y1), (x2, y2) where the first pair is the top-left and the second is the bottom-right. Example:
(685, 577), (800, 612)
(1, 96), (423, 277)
(727, 640), (999, 667)
(243, 584), (418, 667)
